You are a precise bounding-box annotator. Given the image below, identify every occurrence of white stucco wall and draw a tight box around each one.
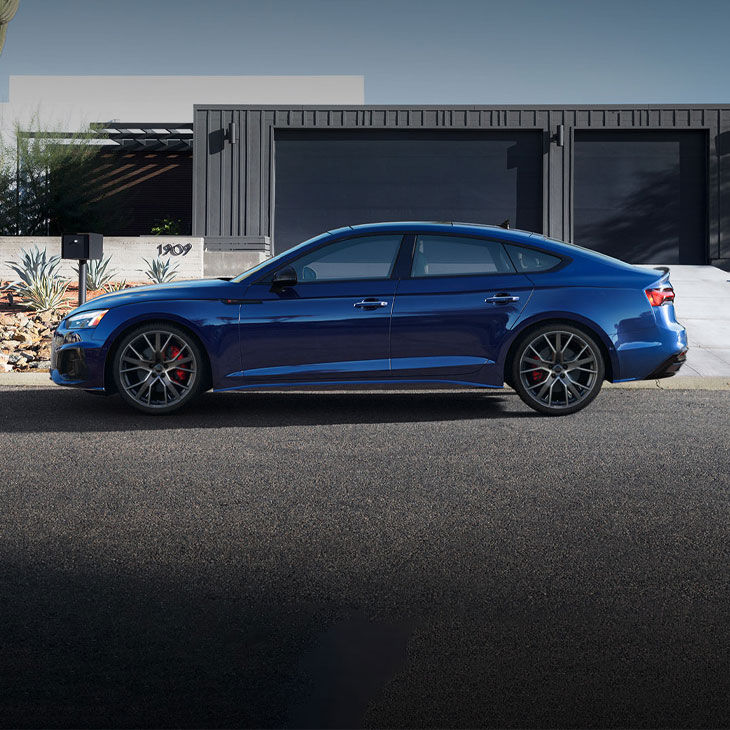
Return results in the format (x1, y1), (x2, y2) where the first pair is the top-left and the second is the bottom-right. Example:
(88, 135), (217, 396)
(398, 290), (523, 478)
(0, 236), (204, 283)
(0, 236), (273, 282)
(0, 75), (365, 133)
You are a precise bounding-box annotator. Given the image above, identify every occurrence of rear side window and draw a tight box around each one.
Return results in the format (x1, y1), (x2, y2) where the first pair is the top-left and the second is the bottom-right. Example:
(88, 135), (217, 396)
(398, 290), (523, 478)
(504, 244), (561, 272)
(411, 235), (515, 277)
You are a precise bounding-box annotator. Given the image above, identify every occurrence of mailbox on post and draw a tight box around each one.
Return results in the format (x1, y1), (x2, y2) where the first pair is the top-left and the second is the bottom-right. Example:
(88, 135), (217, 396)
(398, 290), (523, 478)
(61, 233), (103, 306)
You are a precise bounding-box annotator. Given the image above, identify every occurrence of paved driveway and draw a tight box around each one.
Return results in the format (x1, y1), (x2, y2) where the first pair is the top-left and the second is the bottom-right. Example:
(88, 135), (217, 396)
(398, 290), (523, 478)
(1, 385), (728, 728)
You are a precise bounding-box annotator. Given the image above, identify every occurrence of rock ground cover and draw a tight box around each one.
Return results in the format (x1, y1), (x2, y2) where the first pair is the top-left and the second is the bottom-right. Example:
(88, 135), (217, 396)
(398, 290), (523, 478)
(0, 308), (58, 372)
(0, 282), (140, 372)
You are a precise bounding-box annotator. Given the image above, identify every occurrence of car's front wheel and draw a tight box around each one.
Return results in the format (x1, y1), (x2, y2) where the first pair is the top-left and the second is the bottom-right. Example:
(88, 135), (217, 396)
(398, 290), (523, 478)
(510, 324), (605, 416)
(113, 323), (205, 414)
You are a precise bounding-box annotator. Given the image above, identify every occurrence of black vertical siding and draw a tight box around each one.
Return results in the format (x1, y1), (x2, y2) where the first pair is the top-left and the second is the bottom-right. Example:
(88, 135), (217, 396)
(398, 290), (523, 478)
(193, 105), (730, 266)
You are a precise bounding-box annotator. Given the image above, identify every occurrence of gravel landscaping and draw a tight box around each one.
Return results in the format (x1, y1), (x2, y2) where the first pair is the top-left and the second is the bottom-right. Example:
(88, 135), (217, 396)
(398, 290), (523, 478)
(0, 309), (59, 372)
(0, 281), (141, 373)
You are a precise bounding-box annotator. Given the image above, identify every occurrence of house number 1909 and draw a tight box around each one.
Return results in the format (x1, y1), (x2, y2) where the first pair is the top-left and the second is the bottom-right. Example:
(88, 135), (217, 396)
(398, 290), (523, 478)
(156, 243), (192, 256)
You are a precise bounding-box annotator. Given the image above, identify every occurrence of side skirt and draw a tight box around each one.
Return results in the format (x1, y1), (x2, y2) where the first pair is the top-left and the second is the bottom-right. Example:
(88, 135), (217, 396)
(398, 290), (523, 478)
(213, 378), (505, 392)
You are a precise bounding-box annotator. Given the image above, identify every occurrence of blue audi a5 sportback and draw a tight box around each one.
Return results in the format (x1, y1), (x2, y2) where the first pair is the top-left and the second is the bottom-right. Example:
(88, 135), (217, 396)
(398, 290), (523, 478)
(50, 222), (687, 416)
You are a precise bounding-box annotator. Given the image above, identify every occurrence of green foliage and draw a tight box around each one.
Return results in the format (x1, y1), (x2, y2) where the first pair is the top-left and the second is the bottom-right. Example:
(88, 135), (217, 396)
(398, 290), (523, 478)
(139, 257), (179, 284)
(0, 116), (120, 235)
(0, 1), (21, 56)
(151, 217), (184, 236)
(74, 255), (117, 291)
(12, 276), (69, 311)
(104, 280), (129, 293)
(4, 245), (69, 311)
(0, 144), (14, 228)
(5, 245), (62, 286)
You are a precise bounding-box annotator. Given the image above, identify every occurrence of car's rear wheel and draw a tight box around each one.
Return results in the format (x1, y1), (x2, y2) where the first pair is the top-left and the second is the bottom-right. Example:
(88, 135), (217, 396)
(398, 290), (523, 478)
(510, 324), (605, 416)
(113, 323), (204, 414)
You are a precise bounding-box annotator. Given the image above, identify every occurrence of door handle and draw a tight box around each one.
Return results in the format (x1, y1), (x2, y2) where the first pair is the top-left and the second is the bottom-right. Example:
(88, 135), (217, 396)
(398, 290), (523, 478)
(354, 299), (389, 308)
(485, 293), (520, 304)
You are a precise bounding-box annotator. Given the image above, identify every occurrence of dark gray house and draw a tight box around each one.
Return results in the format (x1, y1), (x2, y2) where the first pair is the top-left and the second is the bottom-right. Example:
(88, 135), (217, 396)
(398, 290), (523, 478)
(192, 104), (730, 268)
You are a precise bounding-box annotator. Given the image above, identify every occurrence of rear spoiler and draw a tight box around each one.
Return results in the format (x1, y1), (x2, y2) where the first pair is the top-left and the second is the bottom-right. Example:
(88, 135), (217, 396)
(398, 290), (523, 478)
(651, 266), (671, 286)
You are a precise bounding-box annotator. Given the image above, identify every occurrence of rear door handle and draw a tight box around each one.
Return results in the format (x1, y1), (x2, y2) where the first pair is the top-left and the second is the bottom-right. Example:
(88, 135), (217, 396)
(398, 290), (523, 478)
(485, 293), (520, 304)
(354, 299), (389, 309)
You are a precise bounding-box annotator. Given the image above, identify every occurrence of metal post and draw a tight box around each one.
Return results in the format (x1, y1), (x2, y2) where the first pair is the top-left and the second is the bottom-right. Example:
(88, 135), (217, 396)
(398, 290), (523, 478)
(78, 259), (87, 306)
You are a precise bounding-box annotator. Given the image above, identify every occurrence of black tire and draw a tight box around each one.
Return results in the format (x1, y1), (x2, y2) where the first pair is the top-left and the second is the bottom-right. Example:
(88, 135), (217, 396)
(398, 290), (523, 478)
(112, 322), (205, 415)
(510, 323), (605, 416)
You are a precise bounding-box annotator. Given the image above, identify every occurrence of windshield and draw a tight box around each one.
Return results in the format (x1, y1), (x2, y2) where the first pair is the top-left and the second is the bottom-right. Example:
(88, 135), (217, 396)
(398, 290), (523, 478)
(231, 231), (334, 283)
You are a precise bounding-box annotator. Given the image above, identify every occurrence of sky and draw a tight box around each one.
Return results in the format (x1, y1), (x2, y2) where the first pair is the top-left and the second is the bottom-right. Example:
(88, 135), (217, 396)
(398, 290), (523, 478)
(0, 0), (729, 104)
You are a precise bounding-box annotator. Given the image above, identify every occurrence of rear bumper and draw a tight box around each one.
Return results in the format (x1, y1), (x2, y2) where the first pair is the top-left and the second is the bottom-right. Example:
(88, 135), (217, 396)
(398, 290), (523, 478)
(644, 348), (688, 379)
(612, 322), (688, 382)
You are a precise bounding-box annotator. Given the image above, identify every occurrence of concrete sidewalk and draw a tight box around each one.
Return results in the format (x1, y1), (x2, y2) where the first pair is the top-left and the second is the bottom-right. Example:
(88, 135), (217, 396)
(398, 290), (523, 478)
(2, 372), (728, 390)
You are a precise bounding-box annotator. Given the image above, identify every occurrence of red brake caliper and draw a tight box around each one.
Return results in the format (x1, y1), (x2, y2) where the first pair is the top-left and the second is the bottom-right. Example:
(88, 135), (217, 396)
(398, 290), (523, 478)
(167, 345), (186, 383)
(531, 354), (547, 384)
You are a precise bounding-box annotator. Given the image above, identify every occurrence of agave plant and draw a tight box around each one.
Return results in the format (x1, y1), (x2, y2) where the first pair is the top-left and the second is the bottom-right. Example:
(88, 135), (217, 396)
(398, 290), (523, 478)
(5, 246), (68, 311)
(139, 257), (179, 284)
(104, 279), (129, 293)
(5, 246), (62, 287)
(74, 255), (117, 291)
(13, 276), (69, 312)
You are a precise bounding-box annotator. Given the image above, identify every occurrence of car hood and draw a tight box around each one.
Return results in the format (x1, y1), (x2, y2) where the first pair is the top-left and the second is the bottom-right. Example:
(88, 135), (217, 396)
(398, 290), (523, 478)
(68, 278), (235, 315)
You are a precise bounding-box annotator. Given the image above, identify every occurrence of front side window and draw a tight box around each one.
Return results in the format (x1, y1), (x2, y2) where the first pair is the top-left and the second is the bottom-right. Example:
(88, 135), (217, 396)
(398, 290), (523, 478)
(284, 234), (403, 282)
(411, 235), (515, 277)
(504, 243), (561, 273)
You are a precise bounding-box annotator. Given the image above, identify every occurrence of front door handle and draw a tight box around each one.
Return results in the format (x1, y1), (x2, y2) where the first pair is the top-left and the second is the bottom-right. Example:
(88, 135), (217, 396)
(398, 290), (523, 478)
(485, 293), (520, 304)
(354, 299), (389, 309)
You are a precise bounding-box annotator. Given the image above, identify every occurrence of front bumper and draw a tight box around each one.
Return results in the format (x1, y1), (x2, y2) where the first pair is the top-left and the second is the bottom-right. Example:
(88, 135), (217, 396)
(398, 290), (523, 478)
(50, 329), (106, 389)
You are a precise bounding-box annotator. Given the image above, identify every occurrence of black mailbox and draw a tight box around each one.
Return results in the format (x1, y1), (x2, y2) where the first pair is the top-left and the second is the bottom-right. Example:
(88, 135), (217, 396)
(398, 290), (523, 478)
(61, 233), (103, 260)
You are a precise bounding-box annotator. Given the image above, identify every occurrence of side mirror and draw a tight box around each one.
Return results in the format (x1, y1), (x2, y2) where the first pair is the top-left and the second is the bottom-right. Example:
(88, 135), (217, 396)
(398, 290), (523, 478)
(271, 266), (297, 289)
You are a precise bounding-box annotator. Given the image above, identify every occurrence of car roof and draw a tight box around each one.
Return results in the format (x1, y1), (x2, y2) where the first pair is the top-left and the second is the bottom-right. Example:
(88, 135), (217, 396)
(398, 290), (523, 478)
(329, 221), (652, 274)
(235, 219), (651, 284)
(332, 220), (539, 244)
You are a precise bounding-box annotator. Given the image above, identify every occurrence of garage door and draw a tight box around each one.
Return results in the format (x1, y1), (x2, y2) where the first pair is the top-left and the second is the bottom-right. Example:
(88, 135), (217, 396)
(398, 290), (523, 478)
(274, 130), (543, 253)
(574, 131), (706, 264)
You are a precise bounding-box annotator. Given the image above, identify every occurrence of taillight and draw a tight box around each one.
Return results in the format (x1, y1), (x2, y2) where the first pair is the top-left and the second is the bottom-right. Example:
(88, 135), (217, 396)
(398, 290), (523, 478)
(645, 287), (675, 306)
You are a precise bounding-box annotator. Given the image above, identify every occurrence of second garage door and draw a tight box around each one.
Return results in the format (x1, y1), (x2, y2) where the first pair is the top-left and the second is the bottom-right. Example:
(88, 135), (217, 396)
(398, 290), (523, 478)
(574, 131), (706, 264)
(274, 129), (543, 253)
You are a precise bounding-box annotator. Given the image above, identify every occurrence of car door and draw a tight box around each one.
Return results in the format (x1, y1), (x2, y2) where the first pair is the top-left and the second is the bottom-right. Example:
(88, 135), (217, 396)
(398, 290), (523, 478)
(237, 233), (404, 382)
(390, 233), (533, 377)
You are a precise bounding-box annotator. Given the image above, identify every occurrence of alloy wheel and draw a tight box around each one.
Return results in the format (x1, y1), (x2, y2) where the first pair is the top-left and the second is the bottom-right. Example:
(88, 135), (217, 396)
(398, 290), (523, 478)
(518, 329), (599, 410)
(118, 329), (198, 409)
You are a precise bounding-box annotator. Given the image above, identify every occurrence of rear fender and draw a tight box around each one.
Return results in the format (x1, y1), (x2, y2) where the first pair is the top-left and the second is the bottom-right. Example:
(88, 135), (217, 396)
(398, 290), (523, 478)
(495, 311), (619, 385)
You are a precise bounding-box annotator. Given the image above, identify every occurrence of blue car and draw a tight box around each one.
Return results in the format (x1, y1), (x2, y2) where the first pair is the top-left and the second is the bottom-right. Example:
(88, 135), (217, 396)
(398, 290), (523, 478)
(50, 222), (687, 416)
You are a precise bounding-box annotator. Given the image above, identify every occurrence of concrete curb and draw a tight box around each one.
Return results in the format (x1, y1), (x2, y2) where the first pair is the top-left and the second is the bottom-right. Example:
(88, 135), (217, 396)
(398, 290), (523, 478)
(602, 376), (730, 390)
(0, 372), (53, 386)
(1, 372), (728, 390)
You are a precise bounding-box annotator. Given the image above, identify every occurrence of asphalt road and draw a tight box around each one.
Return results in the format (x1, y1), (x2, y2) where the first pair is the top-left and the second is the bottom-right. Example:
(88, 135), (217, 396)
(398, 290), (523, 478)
(0, 385), (728, 729)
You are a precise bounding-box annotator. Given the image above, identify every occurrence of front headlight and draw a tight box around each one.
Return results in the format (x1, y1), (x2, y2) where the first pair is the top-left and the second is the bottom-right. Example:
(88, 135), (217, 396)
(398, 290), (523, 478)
(66, 309), (109, 329)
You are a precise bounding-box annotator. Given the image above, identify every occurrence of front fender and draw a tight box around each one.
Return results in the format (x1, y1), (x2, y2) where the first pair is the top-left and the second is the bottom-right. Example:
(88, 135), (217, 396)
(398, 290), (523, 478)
(95, 300), (241, 386)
